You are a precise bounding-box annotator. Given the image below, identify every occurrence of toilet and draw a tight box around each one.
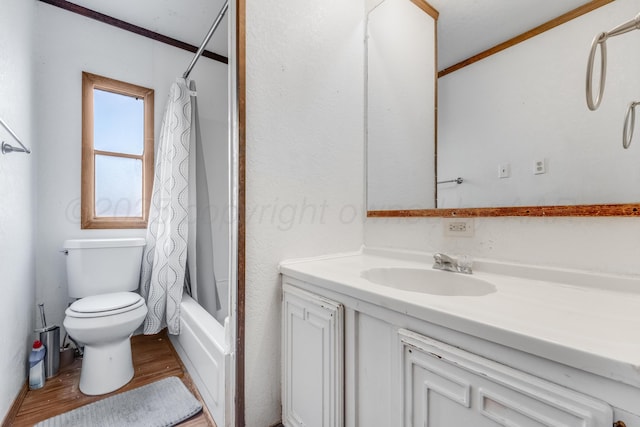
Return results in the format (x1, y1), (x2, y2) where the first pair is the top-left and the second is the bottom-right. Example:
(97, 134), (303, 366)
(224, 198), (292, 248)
(62, 238), (148, 395)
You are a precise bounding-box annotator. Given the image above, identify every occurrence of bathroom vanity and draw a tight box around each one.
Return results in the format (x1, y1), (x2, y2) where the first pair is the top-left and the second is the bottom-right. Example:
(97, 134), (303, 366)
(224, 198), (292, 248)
(280, 248), (640, 427)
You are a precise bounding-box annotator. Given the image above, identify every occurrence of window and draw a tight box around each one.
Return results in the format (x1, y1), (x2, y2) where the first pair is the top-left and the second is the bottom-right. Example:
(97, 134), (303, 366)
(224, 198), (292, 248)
(81, 72), (154, 229)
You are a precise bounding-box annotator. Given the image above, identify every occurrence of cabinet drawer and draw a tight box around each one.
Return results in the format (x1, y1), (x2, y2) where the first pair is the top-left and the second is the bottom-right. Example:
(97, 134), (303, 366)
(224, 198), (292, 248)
(399, 329), (612, 427)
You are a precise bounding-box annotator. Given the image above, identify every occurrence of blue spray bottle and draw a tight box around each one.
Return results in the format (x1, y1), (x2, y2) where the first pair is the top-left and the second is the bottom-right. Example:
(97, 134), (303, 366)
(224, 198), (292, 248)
(29, 340), (46, 390)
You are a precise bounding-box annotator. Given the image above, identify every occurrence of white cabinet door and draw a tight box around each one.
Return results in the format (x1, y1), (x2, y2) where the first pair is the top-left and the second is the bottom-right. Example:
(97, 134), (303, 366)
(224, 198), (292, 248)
(282, 283), (344, 427)
(399, 329), (612, 427)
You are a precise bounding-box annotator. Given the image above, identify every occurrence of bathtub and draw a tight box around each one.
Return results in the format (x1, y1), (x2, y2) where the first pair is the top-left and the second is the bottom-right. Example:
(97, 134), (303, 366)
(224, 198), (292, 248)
(169, 293), (230, 426)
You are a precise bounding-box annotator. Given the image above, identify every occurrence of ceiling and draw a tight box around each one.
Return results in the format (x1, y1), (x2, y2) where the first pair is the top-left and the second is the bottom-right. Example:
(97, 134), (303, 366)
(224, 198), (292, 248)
(64, 0), (229, 57)
(60, 1), (600, 72)
(427, 0), (595, 70)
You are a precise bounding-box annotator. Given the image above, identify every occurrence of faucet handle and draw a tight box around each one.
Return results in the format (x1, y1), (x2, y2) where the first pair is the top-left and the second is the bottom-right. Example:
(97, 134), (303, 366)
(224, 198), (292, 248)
(434, 253), (454, 264)
(457, 255), (473, 274)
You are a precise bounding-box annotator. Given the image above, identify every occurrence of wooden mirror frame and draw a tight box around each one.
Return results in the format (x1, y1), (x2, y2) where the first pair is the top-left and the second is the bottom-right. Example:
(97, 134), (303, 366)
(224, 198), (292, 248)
(368, 203), (640, 218)
(367, 0), (640, 218)
(236, 0), (246, 424)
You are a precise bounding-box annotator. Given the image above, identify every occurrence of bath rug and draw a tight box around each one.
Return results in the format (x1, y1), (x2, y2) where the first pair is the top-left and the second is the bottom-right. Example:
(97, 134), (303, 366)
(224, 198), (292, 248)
(35, 376), (202, 427)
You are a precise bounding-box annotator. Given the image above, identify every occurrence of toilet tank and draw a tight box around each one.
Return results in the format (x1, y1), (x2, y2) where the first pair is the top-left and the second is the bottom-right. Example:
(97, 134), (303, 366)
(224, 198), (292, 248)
(63, 238), (146, 298)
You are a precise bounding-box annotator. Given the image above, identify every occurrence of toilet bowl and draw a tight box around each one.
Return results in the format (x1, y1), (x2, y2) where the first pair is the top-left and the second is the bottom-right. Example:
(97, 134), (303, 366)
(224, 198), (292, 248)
(64, 292), (148, 395)
(62, 238), (147, 395)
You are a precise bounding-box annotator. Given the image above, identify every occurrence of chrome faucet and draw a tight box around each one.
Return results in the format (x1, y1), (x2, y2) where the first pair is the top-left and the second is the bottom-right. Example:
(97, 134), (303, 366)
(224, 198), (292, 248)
(433, 253), (473, 274)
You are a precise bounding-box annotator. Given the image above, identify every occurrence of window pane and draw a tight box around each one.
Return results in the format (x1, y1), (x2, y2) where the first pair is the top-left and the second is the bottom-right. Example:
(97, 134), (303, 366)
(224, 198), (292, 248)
(94, 89), (144, 155)
(95, 155), (143, 217)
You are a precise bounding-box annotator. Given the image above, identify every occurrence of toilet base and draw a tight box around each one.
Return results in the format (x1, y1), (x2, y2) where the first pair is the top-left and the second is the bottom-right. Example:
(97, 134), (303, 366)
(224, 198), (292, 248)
(79, 337), (134, 395)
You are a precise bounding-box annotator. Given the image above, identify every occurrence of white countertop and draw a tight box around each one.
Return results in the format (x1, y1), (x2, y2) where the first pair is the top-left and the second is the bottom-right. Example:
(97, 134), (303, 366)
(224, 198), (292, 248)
(280, 247), (640, 388)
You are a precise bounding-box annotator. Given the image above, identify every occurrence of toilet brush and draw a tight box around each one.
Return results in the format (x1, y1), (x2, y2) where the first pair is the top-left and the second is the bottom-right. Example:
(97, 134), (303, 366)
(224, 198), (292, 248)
(38, 303), (47, 329)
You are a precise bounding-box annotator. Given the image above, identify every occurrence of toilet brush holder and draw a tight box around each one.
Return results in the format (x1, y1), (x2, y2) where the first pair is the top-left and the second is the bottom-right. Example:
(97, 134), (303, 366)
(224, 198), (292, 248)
(35, 325), (60, 378)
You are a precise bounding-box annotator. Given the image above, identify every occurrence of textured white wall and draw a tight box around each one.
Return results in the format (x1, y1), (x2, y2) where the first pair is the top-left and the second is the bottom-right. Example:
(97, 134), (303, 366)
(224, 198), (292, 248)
(0, 0), (36, 420)
(244, 0), (365, 424)
(34, 2), (228, 336)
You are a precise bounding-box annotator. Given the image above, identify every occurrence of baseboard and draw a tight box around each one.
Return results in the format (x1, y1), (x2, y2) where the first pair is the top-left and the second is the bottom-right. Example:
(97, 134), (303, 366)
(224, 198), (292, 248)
(1, 381), (28, 427)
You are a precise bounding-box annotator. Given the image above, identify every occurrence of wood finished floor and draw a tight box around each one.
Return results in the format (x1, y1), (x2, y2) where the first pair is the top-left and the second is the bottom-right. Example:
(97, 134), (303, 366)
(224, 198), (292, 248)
(7, 330), (216, 427)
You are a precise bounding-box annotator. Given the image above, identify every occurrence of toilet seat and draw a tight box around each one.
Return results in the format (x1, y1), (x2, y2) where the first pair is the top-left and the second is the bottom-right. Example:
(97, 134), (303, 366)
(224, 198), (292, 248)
(66, 292), (145, 318)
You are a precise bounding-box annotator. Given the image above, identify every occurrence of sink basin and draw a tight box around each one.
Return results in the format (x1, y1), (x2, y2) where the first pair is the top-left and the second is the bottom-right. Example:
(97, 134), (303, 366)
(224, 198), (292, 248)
(361, 267), (496, 296)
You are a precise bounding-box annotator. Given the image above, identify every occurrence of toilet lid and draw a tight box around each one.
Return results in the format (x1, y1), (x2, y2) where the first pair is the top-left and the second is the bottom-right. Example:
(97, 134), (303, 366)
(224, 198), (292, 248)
(68, 292), (144, 315)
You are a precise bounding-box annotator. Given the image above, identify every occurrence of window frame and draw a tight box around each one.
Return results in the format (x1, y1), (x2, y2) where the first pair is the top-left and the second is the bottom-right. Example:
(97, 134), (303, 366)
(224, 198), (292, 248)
(81, 72), (154, 229)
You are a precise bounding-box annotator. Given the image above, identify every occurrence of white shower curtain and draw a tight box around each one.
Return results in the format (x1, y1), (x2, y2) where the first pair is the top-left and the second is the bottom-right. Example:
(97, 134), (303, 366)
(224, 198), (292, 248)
(140, 78), (192, 335)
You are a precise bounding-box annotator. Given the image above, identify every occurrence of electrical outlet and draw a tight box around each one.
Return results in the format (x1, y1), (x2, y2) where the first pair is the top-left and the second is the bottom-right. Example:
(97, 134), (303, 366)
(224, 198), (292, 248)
(443, 218), (475, 237)
(533, 159), (546, 175)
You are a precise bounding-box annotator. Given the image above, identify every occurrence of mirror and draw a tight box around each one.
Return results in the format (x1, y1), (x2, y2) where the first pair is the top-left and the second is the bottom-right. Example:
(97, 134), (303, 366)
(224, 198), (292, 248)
(366, 0), (640, 216)
(366, 0), (437, 210)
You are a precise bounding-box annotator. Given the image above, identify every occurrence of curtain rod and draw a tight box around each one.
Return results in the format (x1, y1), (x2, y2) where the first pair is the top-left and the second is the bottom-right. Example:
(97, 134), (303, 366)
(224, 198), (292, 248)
(38, 0), (228, 65)
(183, 0), (229, 79)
